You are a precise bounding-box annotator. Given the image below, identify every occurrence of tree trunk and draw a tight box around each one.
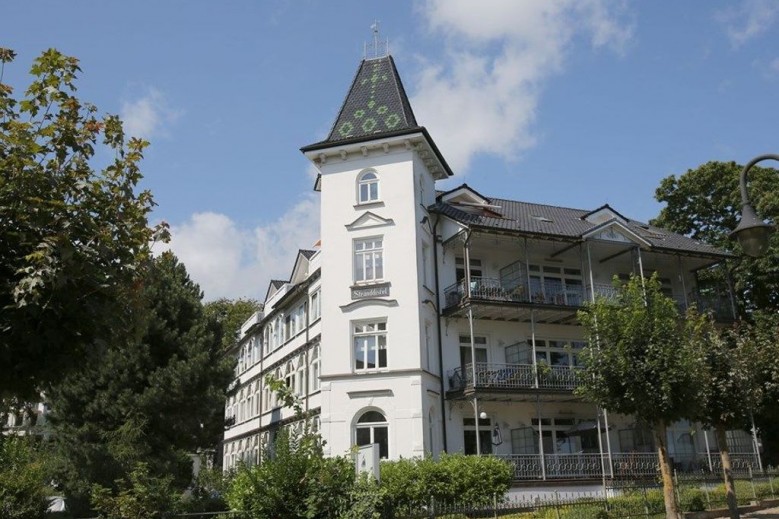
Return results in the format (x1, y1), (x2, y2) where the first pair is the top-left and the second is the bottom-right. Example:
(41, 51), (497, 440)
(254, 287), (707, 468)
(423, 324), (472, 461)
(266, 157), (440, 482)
(654, 421), (681, 519)
(715, 424), (740, 519)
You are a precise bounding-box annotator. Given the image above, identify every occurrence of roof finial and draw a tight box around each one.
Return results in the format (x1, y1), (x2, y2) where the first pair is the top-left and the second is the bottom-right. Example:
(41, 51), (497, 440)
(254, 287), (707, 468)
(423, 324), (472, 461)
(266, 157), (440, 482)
(364, 20), (389, 60)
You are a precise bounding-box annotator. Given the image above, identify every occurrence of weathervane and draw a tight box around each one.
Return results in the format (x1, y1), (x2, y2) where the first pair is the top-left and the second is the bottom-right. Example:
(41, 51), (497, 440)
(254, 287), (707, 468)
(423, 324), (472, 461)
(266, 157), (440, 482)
(364, 20), (389, 59)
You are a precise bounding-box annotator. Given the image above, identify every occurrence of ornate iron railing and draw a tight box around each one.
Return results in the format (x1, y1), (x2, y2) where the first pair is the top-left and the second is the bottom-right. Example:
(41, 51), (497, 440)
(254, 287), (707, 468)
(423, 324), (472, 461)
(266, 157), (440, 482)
(498, 451), (760, 480)
(448, 363), (583, 392)
(500, 453), (609, 480)
(612, 452), (660, 477)
(442, 275), (734, 322)
(443, 277), (585, 308)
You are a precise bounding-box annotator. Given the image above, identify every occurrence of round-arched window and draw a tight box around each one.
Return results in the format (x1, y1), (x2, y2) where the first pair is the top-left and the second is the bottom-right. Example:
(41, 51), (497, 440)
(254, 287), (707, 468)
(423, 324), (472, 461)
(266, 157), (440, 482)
(357, 170), (380, 203)
(355, 410), (389, 459)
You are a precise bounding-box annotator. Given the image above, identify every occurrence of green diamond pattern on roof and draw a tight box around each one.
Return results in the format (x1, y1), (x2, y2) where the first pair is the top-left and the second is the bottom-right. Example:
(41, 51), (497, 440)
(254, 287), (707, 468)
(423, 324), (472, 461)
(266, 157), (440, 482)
(322, 56), (419, 144)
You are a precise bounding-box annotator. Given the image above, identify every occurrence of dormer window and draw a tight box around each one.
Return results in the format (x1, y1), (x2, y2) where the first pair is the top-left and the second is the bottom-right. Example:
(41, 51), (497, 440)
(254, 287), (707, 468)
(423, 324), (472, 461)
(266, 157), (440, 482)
(357, 170), (380, 204)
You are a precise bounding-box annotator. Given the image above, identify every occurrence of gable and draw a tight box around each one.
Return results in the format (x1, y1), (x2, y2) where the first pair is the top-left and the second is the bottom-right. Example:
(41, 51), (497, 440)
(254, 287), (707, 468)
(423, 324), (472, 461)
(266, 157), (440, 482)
(582, 220), (651, 247)
(440, 184), (502, 216)
(582, 205), (628, 225)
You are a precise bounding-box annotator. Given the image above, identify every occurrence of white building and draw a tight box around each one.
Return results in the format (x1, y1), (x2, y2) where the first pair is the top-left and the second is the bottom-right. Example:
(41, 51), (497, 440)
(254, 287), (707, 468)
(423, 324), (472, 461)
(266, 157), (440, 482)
(223, 52), (760, 483)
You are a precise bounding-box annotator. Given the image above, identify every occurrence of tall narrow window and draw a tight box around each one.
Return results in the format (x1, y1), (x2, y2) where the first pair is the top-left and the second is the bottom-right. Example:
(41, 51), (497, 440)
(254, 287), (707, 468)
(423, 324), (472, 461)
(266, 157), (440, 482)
(355, 410), (389, 459)
(357, 170), (380, 203)
(354, 238), (384, 283)
(354, 321), (387, 371)
(310, 290), (321, 321)
(309, 345), (321, 392)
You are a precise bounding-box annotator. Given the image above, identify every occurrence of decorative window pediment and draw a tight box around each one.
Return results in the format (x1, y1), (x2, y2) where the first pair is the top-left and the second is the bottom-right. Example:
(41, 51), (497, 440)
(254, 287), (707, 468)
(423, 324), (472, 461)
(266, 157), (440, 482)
(346, 212), (395, 231)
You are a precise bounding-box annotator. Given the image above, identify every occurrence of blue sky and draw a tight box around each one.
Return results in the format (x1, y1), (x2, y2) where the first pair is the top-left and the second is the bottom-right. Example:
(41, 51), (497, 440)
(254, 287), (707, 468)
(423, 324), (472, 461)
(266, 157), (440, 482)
(5, 1), (779, 301)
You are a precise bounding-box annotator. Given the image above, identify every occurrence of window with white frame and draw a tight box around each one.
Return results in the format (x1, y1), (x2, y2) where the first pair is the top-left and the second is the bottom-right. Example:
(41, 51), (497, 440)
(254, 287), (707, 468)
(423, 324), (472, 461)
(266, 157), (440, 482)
(296, 353), (306, 396)
(357, 170), (380, 204)
(310, 290), (321, 321)
(455, 257), (483, 282)
(528, 265), (583, 305)
(533, 339), (586, 367)
(422, 242), (431, 288)
(354, 321), (387, 371)
(354, 237), (384, 283)
(309, 345), (321, 392)
(355, 410), (389, 459)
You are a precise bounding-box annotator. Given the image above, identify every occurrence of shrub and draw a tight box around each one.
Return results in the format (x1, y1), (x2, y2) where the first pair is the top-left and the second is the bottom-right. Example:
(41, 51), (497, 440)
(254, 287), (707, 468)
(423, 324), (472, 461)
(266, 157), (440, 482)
(90, 462), (181, 519)
(180, 464), (231, 513)
(0, 436), (50, 519)
(380, 454), (513, 513)
(226, 429), (355, 519)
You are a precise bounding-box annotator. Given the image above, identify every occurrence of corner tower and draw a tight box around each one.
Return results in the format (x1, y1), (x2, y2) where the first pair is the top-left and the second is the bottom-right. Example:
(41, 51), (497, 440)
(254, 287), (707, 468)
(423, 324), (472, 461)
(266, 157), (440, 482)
(301, 54), (451, 459)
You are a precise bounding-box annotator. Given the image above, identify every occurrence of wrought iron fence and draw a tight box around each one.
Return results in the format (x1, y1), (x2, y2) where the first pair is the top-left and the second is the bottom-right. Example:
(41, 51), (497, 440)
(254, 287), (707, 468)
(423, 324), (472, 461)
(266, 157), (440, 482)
(89, 468), (779, 519)
(448, 363), (582, 392)
(385, 469), (779, 518)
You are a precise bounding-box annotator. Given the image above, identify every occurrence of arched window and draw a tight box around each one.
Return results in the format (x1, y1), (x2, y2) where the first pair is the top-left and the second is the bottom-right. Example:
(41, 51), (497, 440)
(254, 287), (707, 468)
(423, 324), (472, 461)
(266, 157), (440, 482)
(355, 410), (389, 459)
(357, 170), (380, 204)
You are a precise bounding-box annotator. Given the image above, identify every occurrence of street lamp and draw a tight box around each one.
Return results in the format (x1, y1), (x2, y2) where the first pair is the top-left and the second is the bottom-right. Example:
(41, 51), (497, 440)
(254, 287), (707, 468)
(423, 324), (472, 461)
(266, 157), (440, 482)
(729, 154), (779, 257)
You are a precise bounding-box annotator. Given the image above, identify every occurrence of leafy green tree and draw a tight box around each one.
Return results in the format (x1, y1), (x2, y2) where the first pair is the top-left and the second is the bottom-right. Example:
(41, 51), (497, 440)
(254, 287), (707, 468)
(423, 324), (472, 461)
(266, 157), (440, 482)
(652, 160), (779, 465)
(204, 297), (261, 351)
(652, 160), (779, 315)
(577, 274), (709, 519)
(0, 48), (167, 402)
(0, 436), (50, 519)
(47, 253), (234, 514)
(692, 319), (764, 519)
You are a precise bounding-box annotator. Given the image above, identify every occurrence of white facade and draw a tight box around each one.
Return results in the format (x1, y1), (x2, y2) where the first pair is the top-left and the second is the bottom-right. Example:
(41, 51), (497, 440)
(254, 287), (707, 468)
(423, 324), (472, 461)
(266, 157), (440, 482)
(223, 54), (761, 483)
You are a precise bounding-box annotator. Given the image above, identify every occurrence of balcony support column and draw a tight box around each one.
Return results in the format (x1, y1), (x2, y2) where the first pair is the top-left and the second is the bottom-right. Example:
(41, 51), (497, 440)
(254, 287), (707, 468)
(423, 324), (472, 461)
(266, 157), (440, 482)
(467, 306), (481, 455)
(536, 395), (546, 480)
(678, 256), (689, 309)
(703, 428), (714, 472)
(596, 406), (607, 495)
(471, 395), (482, 456)
(603, 409), (614, 478)
(751, 412), (763, 472)
(531, 309), (538, 388)
(586, 241), (596, 302)
(464, 231), (473, 299)
(635, 246), (646, 292)
(524, 237), (532, 301)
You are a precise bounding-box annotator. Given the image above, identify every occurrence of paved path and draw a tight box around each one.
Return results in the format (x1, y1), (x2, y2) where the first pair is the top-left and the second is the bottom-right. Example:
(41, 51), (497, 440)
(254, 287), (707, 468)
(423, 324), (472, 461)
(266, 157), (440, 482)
(744, 506), (779, 517)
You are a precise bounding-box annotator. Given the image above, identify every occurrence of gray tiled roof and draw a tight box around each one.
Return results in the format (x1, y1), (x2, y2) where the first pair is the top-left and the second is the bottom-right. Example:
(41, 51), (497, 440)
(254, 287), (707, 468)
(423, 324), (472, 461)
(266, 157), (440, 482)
(432, 192), (731, 258)
(269, 279), (287, 289)
(299, 249), (318, 260)
(305, 56), (420, 148)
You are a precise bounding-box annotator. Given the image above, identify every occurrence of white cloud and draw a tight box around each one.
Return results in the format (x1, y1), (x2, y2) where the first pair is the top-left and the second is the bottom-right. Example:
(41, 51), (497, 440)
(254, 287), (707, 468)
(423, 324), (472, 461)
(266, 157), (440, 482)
(411, 0), (633, 173)
(155, 194), (321, 301)
(716, 0), (779, 47)
(120, 87), (181, 139)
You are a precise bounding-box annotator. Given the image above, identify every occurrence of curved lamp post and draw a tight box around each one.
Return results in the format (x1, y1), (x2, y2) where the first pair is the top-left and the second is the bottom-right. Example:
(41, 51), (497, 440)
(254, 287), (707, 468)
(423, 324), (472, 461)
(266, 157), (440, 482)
(729, 154), (779, 257)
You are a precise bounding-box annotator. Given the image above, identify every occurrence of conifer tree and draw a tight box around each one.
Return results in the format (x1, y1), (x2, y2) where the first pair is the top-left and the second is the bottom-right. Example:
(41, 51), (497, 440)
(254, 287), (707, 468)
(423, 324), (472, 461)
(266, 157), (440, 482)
(47, 253), (234, 514)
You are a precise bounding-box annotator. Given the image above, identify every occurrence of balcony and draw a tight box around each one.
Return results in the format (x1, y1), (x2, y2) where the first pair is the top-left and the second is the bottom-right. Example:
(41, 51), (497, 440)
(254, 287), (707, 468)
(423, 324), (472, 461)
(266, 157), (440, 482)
(445, 277), (585, 308)
(442, 278), (734, 322)
(497, 451), (760, 480)
(448, 362), (583, 393)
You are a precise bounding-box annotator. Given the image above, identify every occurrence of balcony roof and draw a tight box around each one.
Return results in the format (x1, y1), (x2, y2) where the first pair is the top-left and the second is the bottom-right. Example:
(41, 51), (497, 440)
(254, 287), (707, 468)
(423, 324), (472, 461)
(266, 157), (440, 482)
(432, 187), (733, 260)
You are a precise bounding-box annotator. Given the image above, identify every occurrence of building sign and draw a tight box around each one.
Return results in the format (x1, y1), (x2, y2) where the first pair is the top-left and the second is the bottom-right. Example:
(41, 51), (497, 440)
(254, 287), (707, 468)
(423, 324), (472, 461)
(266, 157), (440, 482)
(351, 282), (391, 300)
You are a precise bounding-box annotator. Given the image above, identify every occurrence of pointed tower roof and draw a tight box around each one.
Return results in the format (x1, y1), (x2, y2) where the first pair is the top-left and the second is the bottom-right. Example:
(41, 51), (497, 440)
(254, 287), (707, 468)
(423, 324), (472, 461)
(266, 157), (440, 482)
(317, 56), (420, 146)
(301, 55), (453, 177)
